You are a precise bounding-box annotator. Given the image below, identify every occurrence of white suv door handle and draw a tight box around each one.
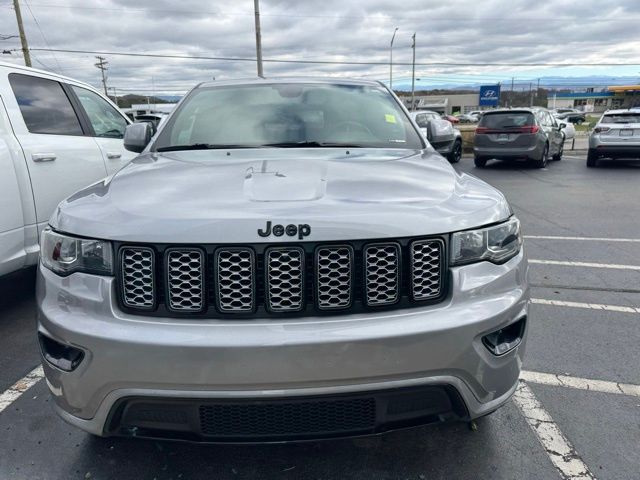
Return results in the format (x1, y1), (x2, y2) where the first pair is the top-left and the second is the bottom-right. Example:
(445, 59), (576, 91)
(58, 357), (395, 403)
(32, 153), (57, 162)
(106, 152), (122, 159)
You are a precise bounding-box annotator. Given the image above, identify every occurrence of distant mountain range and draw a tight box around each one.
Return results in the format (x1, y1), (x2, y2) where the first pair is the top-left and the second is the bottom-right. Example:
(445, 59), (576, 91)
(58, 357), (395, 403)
(393, 76), (640, 92)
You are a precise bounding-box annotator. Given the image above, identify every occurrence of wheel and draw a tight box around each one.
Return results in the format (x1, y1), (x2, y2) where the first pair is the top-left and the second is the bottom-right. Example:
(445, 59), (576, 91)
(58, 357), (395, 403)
(552, 140), (563, 161)
(447, 140), (462, 163)
(474, 156), (487, 168)
(533, 144), (548, 168)
(586, 149), (598, 168)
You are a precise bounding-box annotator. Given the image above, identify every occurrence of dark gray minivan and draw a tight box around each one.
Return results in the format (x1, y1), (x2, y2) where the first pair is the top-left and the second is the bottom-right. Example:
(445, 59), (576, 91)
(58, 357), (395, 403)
(473, 108), (565, 168)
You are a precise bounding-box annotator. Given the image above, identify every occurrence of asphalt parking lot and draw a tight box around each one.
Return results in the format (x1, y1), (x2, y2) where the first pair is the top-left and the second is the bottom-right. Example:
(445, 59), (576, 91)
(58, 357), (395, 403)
(1, 150), (639, 480)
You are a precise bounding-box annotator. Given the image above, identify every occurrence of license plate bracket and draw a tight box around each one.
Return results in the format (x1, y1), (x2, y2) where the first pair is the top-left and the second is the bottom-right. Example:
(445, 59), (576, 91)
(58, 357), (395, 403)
(620, 129), (634, 137)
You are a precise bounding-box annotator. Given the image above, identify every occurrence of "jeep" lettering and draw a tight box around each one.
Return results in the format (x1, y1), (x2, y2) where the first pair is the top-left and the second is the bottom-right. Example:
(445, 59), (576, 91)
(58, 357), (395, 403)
(258, 221), (311, 240)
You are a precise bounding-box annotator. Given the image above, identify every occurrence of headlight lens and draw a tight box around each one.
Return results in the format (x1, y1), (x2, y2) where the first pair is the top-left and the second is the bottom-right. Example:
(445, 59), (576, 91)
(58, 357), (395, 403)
(40, 228), (113, 276)
(451, 217), (522, 266)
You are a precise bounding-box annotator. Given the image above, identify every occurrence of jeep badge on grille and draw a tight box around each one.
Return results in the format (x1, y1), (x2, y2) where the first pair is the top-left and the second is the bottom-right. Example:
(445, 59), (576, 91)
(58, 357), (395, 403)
(258, 221), (311, 240)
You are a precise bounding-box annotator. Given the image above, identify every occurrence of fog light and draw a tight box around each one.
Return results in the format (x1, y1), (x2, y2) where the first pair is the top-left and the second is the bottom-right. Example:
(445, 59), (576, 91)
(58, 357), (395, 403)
(38, 333), (84, 372)
(482, 317), (526, 356)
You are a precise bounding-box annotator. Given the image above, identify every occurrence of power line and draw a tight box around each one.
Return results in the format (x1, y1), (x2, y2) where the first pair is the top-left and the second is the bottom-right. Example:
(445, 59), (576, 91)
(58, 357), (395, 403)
(25, 48), (640, 67)
(22, 0), (62, 73)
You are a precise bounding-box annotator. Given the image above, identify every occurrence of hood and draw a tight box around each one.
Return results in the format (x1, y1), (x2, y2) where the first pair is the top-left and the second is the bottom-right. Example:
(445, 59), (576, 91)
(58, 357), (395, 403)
(52, 148), (511, 243)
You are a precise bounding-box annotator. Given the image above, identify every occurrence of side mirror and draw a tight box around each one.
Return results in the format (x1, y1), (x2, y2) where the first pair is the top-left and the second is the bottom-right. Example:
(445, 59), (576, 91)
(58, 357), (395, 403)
(559, 122), (566, 129)
(124, 122), (154, 153)
(422, 121), (435, 142)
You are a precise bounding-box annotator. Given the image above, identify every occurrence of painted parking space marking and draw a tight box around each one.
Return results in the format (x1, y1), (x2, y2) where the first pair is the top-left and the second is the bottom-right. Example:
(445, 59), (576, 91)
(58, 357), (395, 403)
(0, 365), (44, 414)
(521, 371), (640, 398)
(525, 235), (640, 243)
(531, 298), (640, 314)
(514, 381), (596, 480)
(529, 259), (640, 271)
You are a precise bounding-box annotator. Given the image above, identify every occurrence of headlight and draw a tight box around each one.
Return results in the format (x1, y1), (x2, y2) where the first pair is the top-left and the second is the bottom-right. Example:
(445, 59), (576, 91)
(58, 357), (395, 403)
(451, 217), (522, 266)
(40, 228), (113, 276)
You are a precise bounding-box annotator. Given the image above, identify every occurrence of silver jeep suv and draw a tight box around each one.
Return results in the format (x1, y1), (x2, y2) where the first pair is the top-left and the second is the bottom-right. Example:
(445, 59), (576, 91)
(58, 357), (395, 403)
(587, 109), (640, 167)
(37, 78), (528, 443)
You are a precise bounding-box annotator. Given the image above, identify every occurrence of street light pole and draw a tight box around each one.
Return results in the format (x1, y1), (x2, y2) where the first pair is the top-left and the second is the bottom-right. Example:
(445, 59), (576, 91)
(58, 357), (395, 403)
(253, 0), (264, 78)
(411, 33), (416, 111)
(389, 27), (398, 90)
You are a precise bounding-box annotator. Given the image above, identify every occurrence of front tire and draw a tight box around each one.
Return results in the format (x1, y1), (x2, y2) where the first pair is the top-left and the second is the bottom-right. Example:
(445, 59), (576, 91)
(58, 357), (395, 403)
(533, 144), (548, 168)
(586, 149), (598, 167)
(474, 156), (487, 168)
(552, 140), (563, 161)
(448, 140), (462, 163)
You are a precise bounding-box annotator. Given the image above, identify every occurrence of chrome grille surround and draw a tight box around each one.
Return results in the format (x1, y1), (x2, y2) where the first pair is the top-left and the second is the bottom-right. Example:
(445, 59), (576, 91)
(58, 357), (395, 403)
(215, 248), (255, 313)
(364, 243), (400, 306)
(315, 245), (353, 310)
(410, 239), (444, 301)
(120, 247), (155, 309)
(166, 248), (205, 312)
(265, 247), (305, 312)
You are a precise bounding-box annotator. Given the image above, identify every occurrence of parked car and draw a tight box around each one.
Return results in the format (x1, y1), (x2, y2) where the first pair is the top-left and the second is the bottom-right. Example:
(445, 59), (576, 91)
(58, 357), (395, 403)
(553, 114), (575, 141)
(0, 61), (135, 277)
(457, 113), (478, 123)
(38, 78), (528, 442)
(587, 109), (640, 167)
(442, 113), (460, 124)
(410, 110), (462, 163)
(555, 111), (586, 125)
(473, 108), (565, 168)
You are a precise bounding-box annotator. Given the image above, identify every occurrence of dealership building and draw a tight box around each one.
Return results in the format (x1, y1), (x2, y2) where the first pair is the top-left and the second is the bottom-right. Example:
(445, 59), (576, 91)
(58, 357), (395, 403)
(400, 93), (489, 115)
(547, 85), (640, 113)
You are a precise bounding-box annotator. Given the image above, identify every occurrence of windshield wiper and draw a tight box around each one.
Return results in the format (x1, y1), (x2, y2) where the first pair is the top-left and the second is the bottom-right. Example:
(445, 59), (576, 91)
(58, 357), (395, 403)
(261, 141), (366, 148)
(156, 143), (262, 152)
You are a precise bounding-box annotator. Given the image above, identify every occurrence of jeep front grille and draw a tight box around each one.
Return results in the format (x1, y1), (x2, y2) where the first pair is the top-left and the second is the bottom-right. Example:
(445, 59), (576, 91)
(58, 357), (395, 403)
(410, 240), (444, 301)
(216, 248), (255, 313)
(117, 237), (446, 318)
(266, 247), (304, 312)
(120, 247), (155, 309)
(166, 248), (205, 312)
(316, 246), (353, 310)
(364, 243), (400, 306)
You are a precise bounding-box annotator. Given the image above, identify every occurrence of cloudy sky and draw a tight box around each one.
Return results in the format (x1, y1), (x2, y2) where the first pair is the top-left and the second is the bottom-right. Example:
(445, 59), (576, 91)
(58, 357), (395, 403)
(1, 0), (640, 95)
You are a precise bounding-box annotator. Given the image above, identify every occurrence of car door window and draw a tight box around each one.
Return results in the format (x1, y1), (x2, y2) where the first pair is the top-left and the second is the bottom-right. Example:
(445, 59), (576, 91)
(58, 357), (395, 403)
(71, 86), (128, 138)
(9, 73), (83, 135)
(414, 114), (428, 128)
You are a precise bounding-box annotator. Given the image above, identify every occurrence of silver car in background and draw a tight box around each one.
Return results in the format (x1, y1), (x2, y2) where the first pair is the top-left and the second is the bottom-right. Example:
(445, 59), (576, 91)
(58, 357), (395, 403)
(587, 109), (640, 167)
(473, 108), (565, 168)
(410, 110), (463, 163)
(37, 78), (528, 443)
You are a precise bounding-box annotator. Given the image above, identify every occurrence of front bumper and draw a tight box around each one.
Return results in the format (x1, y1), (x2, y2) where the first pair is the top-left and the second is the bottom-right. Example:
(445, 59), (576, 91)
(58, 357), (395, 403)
(37, 250), (529, 441)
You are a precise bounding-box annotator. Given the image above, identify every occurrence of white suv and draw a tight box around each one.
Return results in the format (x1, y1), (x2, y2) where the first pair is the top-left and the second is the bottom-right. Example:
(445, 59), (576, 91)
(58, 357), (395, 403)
(0, 61), (135, 276)
(588, 109), (640, 167)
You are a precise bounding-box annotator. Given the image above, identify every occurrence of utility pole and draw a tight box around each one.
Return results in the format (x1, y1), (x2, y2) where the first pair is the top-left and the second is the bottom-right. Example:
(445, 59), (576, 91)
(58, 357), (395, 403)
(510, 77), (515, 107)
(536, 77), (540, 105)
(529, 82), (533, 107)
(253, 0), (264, 78)
(94, 56), (108, 96)
(389, 27), (398, 90)
(12, 0), (31, 67)
(411, 33), (416, 111)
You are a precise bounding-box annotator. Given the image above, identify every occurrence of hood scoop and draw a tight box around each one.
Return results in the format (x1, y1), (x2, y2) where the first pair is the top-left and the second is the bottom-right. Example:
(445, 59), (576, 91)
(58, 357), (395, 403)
(243, 159), (328, 202)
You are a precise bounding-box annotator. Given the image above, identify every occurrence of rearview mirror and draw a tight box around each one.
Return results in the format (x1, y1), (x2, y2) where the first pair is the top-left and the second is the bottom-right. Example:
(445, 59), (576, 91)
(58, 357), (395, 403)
(124, 122), (154, 153)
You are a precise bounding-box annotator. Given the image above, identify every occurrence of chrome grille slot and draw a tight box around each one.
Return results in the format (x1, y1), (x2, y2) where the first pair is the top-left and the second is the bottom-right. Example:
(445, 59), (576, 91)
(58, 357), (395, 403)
(410, 240), (443, 301)
(216, 248), (255, 312)
(120, 247), (155, 309)
(316, 246), (353, 310)
(364, 243), (400, 306)
(266, 247), (304, 312)
(166, 249), (205, 312)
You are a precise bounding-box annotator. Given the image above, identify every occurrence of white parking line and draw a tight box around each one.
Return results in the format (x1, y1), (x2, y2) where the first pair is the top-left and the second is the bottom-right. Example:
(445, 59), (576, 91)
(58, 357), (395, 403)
(531, 298), (640, 314)
(521, 371), (640, 398)
(529, 259), (640, 271)
(0, 365), (44, 414)
(525, 235), (640, 243)
(513, 381), (596, 479)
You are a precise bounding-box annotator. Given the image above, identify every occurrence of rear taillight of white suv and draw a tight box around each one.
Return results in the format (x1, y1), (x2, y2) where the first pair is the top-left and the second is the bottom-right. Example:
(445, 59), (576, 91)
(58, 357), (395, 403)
(593, 126), (610, 134)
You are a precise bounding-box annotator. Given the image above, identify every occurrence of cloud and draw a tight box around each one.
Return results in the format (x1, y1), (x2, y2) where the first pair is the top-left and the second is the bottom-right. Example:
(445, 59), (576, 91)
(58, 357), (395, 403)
(1, 0), (639, 94)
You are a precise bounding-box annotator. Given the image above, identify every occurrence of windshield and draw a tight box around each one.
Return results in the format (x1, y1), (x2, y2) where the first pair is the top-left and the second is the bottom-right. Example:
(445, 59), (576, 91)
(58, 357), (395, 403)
(153, 83), (423, 151)
(479, 112), (534, 129)
(601, 113), (640, 124)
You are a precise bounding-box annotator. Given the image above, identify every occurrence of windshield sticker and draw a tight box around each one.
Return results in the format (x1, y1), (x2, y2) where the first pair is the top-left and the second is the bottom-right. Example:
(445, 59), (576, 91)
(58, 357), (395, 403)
(385, 114), (397, 124)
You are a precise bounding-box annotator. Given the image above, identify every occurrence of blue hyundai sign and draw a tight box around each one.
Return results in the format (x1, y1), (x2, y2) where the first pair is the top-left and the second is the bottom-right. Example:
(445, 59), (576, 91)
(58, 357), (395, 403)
(479, 85), (501, 106)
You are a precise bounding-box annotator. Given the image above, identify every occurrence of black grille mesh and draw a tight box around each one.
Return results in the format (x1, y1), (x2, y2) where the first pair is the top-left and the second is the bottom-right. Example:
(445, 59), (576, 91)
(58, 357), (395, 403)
(199, 398), (375, 437)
